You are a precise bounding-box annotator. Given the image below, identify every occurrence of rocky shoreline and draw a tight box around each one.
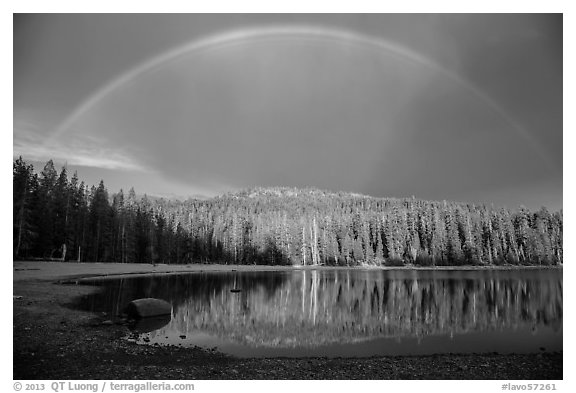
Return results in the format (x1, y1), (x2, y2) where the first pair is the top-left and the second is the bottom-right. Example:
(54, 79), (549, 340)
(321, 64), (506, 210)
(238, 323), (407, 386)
(13, 262), (563, 380)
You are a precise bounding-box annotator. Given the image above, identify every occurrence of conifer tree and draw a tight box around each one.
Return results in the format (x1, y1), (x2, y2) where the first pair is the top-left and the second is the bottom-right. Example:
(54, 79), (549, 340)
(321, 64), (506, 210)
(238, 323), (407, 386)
(13, 157), (37, 258)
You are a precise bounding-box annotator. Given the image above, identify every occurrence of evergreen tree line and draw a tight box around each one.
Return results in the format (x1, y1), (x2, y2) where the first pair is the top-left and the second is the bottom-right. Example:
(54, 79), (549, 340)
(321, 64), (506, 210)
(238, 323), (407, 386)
(13, 158), (563, 266)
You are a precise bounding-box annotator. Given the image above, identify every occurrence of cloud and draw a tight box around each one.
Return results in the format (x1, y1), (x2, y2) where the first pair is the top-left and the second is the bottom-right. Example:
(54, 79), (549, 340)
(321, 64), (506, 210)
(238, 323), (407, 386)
(13, 122), (148, 172)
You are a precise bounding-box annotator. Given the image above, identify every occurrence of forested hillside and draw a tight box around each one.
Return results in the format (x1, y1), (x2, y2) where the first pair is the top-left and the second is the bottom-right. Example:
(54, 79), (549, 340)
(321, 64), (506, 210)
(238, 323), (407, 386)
(13, 158), (563, 266)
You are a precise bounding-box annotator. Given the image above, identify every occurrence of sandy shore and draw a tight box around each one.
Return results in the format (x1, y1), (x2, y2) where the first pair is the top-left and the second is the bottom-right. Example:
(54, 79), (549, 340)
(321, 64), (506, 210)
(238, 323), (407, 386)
(13, 260), (563, 380)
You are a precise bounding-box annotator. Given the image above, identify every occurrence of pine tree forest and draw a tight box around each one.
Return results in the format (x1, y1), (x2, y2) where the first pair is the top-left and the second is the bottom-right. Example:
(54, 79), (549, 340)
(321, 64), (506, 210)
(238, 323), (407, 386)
(13, 158), (563, 267)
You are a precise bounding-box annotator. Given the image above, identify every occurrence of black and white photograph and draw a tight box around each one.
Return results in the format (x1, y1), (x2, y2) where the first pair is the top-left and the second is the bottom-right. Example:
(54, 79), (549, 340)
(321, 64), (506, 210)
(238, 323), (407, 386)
(11, 10), (565, 385)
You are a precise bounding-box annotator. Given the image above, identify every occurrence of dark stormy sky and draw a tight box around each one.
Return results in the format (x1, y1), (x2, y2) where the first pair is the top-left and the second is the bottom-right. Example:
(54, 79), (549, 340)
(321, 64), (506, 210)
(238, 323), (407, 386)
(13, 14), (563, 210)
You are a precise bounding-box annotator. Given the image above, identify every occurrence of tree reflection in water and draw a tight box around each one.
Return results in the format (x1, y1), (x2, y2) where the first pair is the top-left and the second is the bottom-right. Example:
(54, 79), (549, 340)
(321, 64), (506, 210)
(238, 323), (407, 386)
(77, 269), (562, 354)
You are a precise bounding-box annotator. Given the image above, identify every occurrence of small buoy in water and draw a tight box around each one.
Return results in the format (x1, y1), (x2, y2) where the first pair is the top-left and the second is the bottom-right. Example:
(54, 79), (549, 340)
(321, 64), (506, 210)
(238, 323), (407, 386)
(230, 289), (242, 293)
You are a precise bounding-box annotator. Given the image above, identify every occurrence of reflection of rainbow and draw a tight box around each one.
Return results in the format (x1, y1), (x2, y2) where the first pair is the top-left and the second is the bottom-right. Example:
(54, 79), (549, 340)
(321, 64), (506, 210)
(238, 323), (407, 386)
(51, 25), (554, 168)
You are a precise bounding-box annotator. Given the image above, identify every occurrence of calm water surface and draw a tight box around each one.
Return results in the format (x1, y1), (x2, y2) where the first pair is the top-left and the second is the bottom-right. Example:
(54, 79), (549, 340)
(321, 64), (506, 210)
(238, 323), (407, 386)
(75, 268), (562, 357)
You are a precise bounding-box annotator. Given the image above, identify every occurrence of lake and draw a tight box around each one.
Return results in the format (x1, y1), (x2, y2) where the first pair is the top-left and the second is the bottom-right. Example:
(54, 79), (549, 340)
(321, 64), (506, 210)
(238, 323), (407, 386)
(75, 268), (562, 357)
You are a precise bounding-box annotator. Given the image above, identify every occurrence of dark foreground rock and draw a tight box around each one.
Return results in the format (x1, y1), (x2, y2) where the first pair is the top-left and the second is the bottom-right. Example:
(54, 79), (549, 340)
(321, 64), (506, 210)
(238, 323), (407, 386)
(125, 298), (172, 318)
(13, 279), (563, 380)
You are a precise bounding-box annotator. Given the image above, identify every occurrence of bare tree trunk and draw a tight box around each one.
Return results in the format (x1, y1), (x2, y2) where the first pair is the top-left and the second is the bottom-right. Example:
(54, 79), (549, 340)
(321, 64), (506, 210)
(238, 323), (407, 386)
(301, 225), (307, 266)
(15, 181), (27, 258)
(312, 216), (319, 265)
(149, 221), (154, 263)
(95, 223), (100, 262)
(63, 191), (70, 261)
(309, 225), (315, 265)
(121, 222), (126, 263)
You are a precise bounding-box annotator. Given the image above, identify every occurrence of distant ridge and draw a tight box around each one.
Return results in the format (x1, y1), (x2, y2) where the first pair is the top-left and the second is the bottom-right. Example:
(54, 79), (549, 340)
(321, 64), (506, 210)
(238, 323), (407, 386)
(229, 186), (371, 199)
(216, 186), (480, 210)
(143, 193), (211, 202)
